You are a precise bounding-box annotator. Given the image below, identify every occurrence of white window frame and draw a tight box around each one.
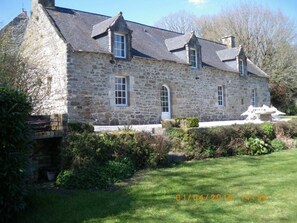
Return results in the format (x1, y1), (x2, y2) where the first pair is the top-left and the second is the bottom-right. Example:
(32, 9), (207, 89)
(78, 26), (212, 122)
(190, 48), (198, 68)
(115, 76), (128, 106)
(218, 85), (224, 107)
(113, 33), (126, 58)
(252, 89), (257, 107)
(239, 59), (244, 75)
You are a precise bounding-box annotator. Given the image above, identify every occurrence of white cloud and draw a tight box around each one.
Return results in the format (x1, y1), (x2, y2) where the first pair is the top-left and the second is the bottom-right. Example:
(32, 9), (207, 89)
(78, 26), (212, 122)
(188, 0), (207, 5)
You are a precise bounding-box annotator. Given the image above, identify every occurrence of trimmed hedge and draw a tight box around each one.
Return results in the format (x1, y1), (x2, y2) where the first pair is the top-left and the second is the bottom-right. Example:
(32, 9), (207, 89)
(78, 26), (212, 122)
(165, 120), (297, 159)
(0, 85), (32, 223)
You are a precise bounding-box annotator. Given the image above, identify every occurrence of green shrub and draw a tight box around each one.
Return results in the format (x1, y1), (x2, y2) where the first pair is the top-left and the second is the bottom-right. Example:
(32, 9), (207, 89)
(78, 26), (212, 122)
(68, 122), (94, 133)
(57, 131), (170, 189)
(62, 132), (113, 170)
(106, 158), (135, 181)
(185, 117), (199, 128)
(244, 137), (273, 155)
(161, 120), (176, 128)
(275, 120), (297, 138)
(0, 85), (32, 222)
(260, 122), (276, 140)
(56, 158), (136, 189)
(271, 139), (288, 151)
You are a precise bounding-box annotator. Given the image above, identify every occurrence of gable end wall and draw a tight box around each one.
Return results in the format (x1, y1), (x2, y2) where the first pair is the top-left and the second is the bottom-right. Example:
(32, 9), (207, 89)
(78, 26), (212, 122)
(21, 4), (68, 115)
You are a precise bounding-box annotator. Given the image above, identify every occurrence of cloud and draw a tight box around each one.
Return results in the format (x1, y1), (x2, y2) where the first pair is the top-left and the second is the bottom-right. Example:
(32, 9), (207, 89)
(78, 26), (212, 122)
(188, 0), (207, 5)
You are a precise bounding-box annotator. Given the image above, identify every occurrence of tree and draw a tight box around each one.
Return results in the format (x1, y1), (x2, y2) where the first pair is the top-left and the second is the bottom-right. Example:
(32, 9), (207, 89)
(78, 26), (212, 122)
(155, 1), (297, 113)
(155, 11), (201, 35)
(0, 32), (47, 113)
(0, 85), (32, 223)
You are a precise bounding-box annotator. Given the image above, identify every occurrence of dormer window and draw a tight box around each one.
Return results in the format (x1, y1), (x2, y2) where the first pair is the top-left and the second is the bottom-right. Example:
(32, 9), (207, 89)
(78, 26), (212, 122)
(190, 48), (198, 68)
(91, 12), (132, 60)
(239, 59), (244, 75)
(113, 33), (126, 58)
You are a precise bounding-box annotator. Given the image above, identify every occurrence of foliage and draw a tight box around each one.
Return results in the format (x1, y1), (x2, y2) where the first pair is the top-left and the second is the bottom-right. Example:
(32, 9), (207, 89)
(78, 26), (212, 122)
(271, 139), (288, 151)
(155, 1), (297, 114)
(244, 137), (273, 155)
(260, 122), (276, 140)
(57, 132), (170, 189)
(67, 122), (94, 133)
(0, 33), (46, 113)
(166, 121), (297, 159)
(16, 149), (297, 223)
(0, 85), (32, 223)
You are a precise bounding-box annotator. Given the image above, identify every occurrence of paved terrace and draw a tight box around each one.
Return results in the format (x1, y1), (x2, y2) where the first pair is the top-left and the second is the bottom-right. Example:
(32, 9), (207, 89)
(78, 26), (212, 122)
(94, 120), (267, 133)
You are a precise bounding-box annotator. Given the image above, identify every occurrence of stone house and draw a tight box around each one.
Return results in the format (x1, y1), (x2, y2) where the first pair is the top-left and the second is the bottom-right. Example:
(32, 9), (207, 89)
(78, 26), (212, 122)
(20, 0), (270, 125)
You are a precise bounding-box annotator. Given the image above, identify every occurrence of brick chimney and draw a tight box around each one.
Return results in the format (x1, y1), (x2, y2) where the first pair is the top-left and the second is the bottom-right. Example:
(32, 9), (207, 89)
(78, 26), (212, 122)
(222, 35), (235, 48)
(32, 0), (55, 11)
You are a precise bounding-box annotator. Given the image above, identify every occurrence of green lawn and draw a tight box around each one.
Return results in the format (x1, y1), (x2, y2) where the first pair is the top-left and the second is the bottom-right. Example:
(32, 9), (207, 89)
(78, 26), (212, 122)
(18, 149), (297, 223)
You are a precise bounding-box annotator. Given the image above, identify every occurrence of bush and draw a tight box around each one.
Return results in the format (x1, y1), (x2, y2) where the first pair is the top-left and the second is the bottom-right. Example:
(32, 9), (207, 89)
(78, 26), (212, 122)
(68, 122), (94, 133)
(57, 132), (170, 189)
(185, 117), (199, 128)
(0, 85), (32, 222)
(56, 158), (136, 189)
(271, 139), (288, 151)
(244, 137), (273, 155)
(260, 122), (276, 140)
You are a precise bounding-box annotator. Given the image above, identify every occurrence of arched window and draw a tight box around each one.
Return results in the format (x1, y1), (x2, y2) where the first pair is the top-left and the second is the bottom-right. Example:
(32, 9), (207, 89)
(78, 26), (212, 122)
(161, 85), (171, 119)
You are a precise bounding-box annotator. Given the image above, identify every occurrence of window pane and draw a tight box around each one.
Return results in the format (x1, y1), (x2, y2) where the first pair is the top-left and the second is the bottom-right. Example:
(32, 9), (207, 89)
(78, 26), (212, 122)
(115, 77), (128, 106)
(114, 34), (126, 58)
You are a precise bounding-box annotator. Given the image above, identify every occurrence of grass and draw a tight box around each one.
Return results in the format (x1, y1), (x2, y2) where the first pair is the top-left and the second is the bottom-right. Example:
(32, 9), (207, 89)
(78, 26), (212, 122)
(18, 149), (297, 223)
(281, 115), (297, 119)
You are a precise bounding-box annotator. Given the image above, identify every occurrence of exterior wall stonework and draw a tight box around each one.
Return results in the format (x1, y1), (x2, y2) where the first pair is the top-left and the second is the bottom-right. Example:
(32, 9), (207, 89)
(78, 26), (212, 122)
(22, 4), (68, 115)
(67, 52), (270, 125)
(21, 4), (270, 125)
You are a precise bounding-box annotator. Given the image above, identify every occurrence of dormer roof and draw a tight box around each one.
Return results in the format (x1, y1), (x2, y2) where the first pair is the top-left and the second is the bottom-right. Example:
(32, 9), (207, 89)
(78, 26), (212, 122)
(165, 32), (198, 51)
(216, 46), (244, 62)
(91, 12), (130, 38)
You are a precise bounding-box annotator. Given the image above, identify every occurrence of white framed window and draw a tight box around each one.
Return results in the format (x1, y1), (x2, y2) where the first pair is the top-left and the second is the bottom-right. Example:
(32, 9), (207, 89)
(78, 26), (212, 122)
(161, 86), (169, 113)
(115, 77), (128, 106)
(252, 89), (257, 107)
(218, 85), (224, 107)
(190, 48), (197, 68)
(239, 59), (244, 75)
(113, 33), (126, 58)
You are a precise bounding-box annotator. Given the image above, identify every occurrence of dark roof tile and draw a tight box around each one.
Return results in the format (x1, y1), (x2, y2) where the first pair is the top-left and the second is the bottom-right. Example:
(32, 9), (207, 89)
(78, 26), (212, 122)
(45, 7), (268, 78)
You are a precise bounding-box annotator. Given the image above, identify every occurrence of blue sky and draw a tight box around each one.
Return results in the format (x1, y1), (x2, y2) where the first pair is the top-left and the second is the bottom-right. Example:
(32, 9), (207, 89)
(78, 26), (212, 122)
(0, 0), (297, 29)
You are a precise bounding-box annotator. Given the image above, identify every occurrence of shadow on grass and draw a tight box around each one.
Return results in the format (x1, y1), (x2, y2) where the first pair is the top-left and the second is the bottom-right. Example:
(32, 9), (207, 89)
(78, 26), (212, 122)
(17, 150), (297, 223)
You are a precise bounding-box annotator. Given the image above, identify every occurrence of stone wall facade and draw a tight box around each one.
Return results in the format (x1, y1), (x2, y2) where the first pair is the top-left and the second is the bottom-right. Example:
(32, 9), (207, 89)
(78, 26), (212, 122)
(67, 51), (270, 125)
(22, 4), (68, 115)
(22, 4), (270, 125)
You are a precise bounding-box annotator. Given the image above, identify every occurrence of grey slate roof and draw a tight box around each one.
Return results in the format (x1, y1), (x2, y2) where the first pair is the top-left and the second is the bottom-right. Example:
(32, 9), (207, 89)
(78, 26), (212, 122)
(165, 32), (194, 51)
(45, 7), (268, 78)
(0, 11), (29, 54)
(91, 12), (122, 38)
(216, 47), (240, 61)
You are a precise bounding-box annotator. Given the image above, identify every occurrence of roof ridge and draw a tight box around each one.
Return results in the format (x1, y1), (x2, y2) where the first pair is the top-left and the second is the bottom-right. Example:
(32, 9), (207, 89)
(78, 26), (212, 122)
(49, 6), (185, 35)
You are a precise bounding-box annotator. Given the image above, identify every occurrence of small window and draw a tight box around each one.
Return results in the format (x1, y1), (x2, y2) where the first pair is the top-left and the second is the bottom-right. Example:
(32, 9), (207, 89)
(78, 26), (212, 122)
(161, 86), (169, 112)
(115, 77), (128, 106)
(218, 85), (224, 106)
(251, 89), (257, 107)
(113, 33), (126, 58)
(190, 48), (197, 68)
(239, 59), (244, 75)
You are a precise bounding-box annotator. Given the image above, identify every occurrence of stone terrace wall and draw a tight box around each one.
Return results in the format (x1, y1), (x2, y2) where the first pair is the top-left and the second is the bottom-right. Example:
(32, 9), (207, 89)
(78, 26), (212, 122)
(21, 4), (68, 115)
(67, 52), (270, 125)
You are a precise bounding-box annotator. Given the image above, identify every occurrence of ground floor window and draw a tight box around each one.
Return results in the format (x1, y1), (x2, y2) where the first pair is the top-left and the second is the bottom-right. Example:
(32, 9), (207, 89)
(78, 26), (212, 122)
(252, 88), (257, 107)
(115, 76), (128, 106)
(218, 85), (225, 106)
(161, 86), (169, 112)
